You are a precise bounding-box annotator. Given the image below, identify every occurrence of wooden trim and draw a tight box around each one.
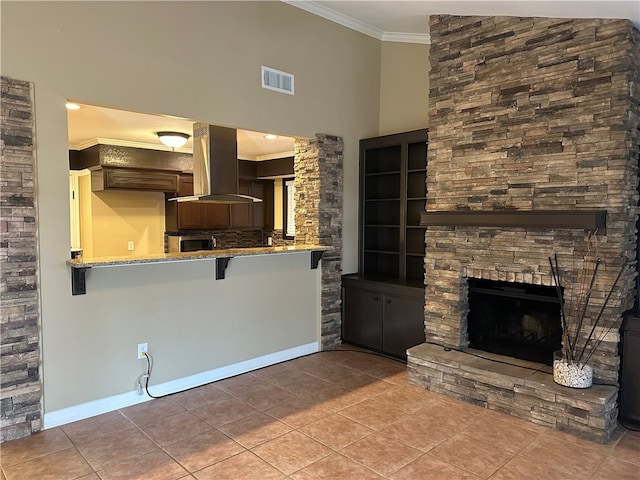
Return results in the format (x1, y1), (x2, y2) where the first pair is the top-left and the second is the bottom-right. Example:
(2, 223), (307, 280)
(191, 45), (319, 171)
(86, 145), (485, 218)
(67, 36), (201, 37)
(420, 210), (607, 230)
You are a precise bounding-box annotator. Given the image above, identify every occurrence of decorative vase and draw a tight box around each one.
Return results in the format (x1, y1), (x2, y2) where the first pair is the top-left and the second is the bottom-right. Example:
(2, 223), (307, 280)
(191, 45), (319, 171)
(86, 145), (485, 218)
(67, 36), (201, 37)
(553, 350), (593, 388)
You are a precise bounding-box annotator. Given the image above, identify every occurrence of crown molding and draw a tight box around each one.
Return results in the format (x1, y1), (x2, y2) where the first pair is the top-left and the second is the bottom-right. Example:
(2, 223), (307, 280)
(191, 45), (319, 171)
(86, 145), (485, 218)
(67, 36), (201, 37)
(382, 32), (430, 45)
(283, 0), (385, 40)
(283, 1), (430, 44)
(70, 139), (98, 151)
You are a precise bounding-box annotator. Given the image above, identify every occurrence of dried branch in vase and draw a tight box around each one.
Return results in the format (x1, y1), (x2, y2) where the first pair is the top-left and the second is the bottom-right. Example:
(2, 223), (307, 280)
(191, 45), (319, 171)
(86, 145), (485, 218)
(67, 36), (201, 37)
(549, 239), (627, 369)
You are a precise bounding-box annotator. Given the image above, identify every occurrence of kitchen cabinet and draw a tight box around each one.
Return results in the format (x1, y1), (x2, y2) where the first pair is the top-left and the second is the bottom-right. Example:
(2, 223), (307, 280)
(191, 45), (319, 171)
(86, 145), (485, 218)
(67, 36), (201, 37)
(230, 179), (274, 230)
(91, 166), (178, 192)
(166, 175), (273, 231)
(165, 174), (229, 231)
(342, 275), (425, 359)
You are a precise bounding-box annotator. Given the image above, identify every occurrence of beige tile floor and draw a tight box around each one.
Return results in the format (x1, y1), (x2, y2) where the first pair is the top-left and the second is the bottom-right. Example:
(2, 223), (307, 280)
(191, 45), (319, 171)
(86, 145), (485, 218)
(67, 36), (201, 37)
(1, 350), (639, 480)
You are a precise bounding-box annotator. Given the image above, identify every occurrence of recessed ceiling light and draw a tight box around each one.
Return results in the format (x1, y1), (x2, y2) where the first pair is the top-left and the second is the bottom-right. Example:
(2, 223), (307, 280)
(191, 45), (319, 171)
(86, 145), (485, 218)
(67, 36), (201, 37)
(65, 102), (81, 110)
(264, 134), (278, 140)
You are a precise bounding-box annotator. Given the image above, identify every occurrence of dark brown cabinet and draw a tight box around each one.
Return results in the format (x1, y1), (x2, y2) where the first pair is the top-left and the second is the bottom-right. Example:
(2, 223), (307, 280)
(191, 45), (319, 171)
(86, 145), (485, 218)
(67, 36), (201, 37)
(91, 167), (178, 192)
(342, 276), (424, 359)
(342, 129), (428, 359)
(230, 179), (274, 230)
(165, 174), (229, 231)
(166, 175), (273, 232)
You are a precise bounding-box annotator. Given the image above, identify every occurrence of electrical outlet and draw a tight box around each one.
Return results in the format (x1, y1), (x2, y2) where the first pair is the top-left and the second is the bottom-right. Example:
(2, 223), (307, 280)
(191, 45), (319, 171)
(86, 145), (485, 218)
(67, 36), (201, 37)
(136, 374), (149, 395)
(267, 236), (273, 246)
(137, 342), (148, 359)
(128, 241), (135, 251)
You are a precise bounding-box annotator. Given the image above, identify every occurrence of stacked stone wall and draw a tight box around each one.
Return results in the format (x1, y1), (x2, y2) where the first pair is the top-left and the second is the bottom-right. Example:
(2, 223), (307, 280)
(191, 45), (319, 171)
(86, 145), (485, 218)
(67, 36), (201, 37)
(295, 134), (343, 348)
(425, 16), (640, 383)
(0, 77), (42, 442)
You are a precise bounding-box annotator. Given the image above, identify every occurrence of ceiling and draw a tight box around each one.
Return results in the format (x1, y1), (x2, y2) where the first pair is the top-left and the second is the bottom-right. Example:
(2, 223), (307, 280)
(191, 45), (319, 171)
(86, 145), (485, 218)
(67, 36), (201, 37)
(68, 1), (639, 156)
(288, 1), (640, 42)
(67, 104), (297, 160)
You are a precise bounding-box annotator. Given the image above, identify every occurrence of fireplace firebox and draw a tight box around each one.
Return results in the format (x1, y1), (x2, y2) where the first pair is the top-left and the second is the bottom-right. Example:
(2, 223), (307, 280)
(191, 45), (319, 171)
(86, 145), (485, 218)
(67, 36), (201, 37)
(467, 279), (563, 365)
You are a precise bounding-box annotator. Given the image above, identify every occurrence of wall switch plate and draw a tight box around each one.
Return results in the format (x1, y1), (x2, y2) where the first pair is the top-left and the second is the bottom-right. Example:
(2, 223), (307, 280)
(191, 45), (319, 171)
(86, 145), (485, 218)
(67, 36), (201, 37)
(128, 241), (135, 251)
(137, 342), (147, 359)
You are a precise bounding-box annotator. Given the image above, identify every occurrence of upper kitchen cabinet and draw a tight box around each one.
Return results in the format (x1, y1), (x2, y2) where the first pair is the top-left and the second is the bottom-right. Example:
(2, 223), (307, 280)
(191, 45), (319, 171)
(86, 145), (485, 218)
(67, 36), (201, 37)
(91, 166), (178, 192)
(165, 174), (230, 231)
(230, 179), (274, 230)
(71, 144), (190, 193)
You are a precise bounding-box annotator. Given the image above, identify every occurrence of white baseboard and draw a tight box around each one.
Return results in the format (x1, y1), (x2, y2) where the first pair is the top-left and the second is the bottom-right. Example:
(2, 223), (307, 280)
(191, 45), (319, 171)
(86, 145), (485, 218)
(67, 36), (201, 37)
(44, 342), (319, 429)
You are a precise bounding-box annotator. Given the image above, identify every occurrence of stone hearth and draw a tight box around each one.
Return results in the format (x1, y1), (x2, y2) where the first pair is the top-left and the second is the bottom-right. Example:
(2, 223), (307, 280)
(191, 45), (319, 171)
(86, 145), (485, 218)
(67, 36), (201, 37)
(409, 16), (640, 442)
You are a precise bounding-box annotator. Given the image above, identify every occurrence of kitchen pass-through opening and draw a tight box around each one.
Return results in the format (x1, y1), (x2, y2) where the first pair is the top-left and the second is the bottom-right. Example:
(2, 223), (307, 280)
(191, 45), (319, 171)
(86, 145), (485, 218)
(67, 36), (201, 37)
(467, 278), (563, 365)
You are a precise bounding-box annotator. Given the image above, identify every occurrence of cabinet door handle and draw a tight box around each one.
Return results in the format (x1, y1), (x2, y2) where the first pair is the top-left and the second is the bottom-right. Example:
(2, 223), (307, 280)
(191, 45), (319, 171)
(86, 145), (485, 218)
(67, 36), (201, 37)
(373, 296), (379, 301)
(385, 299), (391, 304)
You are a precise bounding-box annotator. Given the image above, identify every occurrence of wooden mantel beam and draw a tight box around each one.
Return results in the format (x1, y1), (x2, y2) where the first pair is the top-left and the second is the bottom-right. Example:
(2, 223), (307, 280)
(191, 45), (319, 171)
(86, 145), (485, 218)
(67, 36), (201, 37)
(420, 210), (607, 230)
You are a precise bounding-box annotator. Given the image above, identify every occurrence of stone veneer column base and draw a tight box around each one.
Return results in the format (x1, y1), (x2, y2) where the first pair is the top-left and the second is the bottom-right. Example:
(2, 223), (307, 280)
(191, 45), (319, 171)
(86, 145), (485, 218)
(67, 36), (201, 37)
(407, 343), (618, 443)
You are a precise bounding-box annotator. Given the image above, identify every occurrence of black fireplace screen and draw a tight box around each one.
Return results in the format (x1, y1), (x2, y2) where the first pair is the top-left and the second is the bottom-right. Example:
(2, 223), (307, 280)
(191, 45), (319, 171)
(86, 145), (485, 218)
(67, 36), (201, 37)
(467, 279), (563, 365)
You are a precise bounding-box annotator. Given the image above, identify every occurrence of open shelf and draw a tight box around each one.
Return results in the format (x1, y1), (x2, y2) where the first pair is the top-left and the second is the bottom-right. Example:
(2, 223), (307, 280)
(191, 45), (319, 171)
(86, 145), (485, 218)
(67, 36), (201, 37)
(359, 129), (428, 283)
(364, 225), (400, 252)
(407, 171), (427, 198)
(364, 199), (401, 225)
(364, 173), (401, 199)
(406, 199), (427, 226)
(364, 145), (402, 174)
(408, 140), (428, 171)
(363, 251), (400, 278)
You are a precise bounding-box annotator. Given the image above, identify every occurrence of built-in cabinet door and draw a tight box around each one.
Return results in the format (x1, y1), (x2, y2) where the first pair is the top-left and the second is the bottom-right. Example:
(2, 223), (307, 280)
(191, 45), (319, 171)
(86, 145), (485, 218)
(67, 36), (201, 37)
(229, 180), (274, 229)
(382, 293), (424, 358)
(230, 181), (253, 228)
(342, 277), (424, 359)
(342, 286), (383, 350)
(176, 176), (205, 230)
(203, 204), (230, 229)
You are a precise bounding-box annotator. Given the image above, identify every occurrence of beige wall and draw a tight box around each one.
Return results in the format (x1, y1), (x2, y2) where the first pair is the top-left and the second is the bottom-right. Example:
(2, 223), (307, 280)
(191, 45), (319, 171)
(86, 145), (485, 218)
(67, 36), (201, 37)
(1, 1), (382, 413)
(83, 189), (166, 257)
(379, 41), (429, 135)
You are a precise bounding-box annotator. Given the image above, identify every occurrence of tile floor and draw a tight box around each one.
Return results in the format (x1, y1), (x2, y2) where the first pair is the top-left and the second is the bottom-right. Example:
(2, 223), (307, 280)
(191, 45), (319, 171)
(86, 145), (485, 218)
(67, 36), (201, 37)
(1, 350), (639, 479)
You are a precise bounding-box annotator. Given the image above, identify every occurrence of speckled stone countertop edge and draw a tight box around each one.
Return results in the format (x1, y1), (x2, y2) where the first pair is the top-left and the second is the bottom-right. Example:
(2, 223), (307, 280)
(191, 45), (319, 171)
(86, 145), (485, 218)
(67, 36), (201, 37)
(67, 245), (332, 268)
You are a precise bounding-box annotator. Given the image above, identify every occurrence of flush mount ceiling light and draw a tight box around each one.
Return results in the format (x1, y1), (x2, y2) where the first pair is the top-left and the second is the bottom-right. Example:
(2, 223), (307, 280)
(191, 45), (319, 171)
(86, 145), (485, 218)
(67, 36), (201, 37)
(157, 131), (190, 149)
(65, 102), (81, 110)
(264, 134), (278, 140)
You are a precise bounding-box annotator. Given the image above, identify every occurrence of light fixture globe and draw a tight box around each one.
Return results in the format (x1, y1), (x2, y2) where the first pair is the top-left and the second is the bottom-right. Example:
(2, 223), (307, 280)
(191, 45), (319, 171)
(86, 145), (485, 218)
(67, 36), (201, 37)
(157, 131), (190, 149)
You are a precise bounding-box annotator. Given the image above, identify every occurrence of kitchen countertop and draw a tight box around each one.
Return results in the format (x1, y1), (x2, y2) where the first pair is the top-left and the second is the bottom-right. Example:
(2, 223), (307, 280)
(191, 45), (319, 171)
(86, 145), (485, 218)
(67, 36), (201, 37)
(67, 244), (332, 268)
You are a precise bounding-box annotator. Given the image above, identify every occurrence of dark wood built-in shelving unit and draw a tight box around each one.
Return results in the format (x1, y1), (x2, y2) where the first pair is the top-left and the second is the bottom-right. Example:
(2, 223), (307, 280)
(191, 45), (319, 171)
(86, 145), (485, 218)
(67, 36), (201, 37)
(342, 129), (429, 360)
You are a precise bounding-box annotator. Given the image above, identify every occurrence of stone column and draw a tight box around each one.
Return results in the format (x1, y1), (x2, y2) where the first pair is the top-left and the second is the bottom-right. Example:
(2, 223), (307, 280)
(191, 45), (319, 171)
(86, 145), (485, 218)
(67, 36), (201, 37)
(0, 77), (42, 442)
(294, 134), (343, 349)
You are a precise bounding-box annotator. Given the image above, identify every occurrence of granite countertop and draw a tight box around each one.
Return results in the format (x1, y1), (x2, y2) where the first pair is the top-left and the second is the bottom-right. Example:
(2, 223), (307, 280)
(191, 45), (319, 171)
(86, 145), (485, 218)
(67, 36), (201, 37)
(67, 245), (332, 268)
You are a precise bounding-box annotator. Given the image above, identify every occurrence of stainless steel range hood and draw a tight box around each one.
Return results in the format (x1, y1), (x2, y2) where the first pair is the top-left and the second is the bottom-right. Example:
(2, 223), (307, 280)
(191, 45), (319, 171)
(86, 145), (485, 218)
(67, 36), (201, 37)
(170, 123), (262, 204)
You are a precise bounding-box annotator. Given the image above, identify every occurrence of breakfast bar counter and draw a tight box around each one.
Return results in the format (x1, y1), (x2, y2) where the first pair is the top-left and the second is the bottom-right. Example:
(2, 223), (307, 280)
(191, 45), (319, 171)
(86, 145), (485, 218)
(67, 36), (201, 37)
(67, 244), (331, 294)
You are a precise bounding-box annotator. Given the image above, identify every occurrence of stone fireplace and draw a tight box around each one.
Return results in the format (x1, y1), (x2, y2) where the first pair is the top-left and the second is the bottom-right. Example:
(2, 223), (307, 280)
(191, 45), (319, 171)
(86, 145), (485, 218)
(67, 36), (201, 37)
(467, 278), (562, 365)
(408, 15), (640, 442)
